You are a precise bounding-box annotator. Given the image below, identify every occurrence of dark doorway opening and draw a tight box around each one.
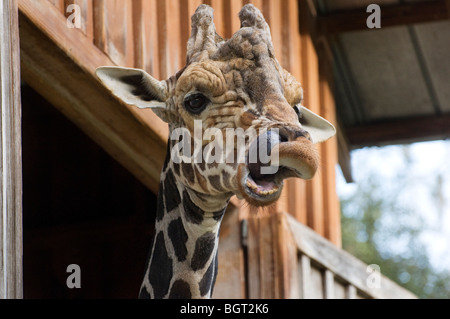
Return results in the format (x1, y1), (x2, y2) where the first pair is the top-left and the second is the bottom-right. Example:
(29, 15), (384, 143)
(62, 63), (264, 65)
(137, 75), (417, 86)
(21, 84), (157, 298)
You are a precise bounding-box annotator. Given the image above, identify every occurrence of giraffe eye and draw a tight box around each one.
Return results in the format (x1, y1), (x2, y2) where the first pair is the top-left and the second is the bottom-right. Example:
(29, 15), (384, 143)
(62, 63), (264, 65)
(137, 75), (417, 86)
(184, 93), (210, 114)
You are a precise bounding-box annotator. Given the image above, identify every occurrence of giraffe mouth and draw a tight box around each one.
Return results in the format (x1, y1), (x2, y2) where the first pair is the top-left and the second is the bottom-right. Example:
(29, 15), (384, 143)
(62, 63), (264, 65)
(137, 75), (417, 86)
(245, 172), (281, 197)
(242, 167), (282, 205)
(238, 136), (318, 206)
(240, 163), (300, 206)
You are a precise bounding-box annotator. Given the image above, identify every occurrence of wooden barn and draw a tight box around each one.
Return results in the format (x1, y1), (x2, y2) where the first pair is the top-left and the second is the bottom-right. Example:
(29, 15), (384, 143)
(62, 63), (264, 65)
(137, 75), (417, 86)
(2, 0), (448, 299)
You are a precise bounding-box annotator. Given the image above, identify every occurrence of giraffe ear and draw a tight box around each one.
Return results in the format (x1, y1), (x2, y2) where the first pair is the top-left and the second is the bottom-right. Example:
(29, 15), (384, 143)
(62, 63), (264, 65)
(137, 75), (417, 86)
(298, 105), (336, 144)
(96, 66), (170, 122)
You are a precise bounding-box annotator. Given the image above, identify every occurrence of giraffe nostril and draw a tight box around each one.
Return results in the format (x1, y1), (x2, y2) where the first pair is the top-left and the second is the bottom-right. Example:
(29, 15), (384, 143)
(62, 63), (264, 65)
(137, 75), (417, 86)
(278, 131), (289, 143)
(278, 127), (311, 143)
(294, 129), (311, 141)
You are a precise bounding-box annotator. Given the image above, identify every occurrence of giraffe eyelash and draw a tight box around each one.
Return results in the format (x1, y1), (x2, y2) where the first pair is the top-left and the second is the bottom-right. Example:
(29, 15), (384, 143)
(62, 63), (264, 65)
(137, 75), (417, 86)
(293, 104), (303, 120)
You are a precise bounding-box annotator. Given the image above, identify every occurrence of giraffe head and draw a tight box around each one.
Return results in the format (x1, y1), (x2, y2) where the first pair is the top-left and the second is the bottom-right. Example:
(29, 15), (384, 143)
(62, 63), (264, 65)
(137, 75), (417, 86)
(96, 4), (335, 207)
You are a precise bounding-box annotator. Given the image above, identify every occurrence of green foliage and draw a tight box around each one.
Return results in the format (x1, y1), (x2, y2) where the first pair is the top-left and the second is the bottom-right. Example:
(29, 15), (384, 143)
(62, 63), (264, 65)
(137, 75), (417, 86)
(340, 145), (450, 299)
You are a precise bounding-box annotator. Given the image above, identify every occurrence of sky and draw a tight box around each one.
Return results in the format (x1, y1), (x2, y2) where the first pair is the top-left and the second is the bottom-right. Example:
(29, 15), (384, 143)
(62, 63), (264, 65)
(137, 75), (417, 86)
(336, 140), (450, 273)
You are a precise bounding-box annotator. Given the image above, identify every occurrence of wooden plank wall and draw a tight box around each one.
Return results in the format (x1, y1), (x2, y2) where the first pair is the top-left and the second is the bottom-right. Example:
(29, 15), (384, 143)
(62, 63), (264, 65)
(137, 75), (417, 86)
(43, 0), (340, 244)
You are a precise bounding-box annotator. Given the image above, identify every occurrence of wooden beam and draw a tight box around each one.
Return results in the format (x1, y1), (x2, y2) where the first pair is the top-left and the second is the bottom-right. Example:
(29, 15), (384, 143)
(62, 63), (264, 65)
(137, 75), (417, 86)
(346, 114), (450, 149)
(318, 0), (450, 35)
(18, 0), (169, 194)
(337, 123), (353, 183)
(0, 0), (23, 299)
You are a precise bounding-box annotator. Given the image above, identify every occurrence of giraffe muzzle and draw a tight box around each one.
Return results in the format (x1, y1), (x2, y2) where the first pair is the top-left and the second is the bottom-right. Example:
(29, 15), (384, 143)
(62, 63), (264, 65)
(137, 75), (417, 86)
(239, 128), (318, 206)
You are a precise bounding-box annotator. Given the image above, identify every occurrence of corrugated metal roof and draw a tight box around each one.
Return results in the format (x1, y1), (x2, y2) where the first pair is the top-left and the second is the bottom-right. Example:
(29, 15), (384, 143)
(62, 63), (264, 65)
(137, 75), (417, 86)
(315, 0), (450, 148)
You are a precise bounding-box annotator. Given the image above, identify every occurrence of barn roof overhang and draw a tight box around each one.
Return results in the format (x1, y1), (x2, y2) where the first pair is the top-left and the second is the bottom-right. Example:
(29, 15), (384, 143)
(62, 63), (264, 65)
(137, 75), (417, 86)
(303, 0), (450, 182)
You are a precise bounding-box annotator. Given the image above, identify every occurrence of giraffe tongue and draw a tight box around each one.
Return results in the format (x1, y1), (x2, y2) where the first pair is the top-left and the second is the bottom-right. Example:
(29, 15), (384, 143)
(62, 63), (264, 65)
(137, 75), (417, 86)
(247, 170), (278, 195)
(256, 179), (276, 192)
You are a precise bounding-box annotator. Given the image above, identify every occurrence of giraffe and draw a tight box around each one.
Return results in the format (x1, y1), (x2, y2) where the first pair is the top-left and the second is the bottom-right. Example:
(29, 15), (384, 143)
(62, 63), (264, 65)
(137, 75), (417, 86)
(96, 4), (335, 299)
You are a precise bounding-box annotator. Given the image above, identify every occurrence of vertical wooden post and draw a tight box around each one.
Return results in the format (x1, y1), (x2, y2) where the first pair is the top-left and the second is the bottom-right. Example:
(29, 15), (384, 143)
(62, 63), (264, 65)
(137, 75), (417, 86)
(299, 0), (325, 237)
(246, 213), (300, 299)
(298, 254), (312, 299)
(324, 270), (335, 299)
(0, 0), (23, 299)
(319, 65), (341, 247)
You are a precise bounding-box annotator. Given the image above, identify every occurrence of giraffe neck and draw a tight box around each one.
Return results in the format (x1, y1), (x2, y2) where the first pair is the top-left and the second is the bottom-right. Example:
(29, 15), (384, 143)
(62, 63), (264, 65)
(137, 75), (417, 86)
(139, 156), (230, 299)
